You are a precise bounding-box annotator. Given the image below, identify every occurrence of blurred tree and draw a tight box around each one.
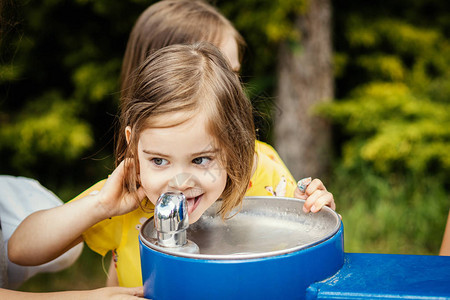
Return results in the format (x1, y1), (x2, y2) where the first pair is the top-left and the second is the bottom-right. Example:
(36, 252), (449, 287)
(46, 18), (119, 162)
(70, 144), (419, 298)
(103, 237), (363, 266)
(219, 0), (333, 180)
(274, 0), (333, 180)
(219, 0), (309, 146)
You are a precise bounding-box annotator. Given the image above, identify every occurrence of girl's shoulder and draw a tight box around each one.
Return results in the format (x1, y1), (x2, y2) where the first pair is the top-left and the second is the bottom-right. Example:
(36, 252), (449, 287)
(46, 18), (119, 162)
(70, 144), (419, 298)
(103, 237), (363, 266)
(255, 140), (282, 162)
(254, 140), (293, 178)
(249, 141), (296, 197)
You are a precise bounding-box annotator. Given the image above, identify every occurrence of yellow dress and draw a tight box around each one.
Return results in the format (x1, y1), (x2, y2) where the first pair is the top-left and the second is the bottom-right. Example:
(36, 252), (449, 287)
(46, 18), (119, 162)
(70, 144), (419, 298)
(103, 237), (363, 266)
(74, 141), (296, 287)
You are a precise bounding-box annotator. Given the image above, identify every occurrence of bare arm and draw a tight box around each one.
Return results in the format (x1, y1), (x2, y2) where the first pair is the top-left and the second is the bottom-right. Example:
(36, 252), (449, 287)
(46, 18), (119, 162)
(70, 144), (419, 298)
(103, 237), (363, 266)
(439, 210), (450, 256)
(8, 194), (106, 265)
(0, 286), (144, 299)
(106, 256), (120, 286)
(8, 160), (145, 266)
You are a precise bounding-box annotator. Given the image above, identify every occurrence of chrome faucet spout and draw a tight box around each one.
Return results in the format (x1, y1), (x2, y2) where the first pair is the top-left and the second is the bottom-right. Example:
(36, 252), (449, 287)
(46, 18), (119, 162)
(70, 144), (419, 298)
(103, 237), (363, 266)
(154, 192), (188, 247)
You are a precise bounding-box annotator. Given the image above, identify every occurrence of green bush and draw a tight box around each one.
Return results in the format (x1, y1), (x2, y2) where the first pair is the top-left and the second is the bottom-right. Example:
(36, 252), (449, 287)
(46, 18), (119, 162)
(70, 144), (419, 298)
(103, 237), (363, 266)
(0, 91), (93, 169)
(317, 82), (450, 177)
(324, 6), (450, 255)
(329, 163), (449, 254)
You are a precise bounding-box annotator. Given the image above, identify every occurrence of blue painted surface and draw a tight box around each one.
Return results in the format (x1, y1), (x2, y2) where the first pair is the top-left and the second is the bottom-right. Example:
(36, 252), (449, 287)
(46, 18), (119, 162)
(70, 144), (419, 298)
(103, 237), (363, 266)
(306, 253), (450, 300)
(139, 225), (344, 300)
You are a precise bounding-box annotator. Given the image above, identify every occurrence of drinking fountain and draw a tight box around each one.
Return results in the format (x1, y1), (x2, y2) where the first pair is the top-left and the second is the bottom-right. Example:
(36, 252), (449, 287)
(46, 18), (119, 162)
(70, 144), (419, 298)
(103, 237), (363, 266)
(140, 193), (450, 299)
(140, 194), (344, 299)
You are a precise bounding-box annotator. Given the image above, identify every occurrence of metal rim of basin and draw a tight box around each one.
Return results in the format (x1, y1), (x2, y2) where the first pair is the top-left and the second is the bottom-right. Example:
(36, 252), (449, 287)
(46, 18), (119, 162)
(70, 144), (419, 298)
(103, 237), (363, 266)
(140, 196), (341, 260)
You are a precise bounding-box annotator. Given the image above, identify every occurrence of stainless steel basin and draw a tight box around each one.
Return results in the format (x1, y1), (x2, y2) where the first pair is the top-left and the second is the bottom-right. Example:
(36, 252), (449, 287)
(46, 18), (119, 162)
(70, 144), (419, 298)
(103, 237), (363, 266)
(140, 196), (341, 259)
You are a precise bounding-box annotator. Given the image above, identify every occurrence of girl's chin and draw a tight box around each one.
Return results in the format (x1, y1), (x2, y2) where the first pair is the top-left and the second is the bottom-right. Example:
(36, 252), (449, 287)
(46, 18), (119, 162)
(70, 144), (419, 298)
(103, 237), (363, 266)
(188, 212), (203, 224)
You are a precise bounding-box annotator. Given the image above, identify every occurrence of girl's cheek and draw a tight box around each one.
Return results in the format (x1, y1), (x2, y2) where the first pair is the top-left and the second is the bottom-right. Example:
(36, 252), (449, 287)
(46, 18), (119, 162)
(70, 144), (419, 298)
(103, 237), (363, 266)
(201, 163), (225, 183)
(141, 171), (171, 203)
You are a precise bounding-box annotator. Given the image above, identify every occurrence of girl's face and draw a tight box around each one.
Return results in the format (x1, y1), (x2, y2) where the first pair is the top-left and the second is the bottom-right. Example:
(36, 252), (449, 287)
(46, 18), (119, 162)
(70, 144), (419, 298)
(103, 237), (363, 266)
(131, 113), (227, 224)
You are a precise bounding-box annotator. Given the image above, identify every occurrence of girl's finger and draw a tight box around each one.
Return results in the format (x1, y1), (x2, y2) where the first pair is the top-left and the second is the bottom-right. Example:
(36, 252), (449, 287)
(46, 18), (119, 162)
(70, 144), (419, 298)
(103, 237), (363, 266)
(304, 178), (327, 195)
(105, 160), (126, 186)
(302, 189), (324, 213)
(303, 190), (335, 213)
(310, 192), (335, 213)
(294, 186), (308, 200)
(297, 177), (312, 194)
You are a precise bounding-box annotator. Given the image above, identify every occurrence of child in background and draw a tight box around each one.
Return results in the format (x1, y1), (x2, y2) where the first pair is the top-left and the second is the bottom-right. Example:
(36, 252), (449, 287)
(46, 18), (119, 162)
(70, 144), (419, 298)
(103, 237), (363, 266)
(9, 43), (335, 288)
(120, 0), (244, 99)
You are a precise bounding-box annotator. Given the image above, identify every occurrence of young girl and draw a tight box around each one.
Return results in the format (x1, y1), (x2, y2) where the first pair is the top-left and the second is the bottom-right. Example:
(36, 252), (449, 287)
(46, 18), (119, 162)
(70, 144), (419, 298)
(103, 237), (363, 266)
(119, 0), (334, 210)
(9, 43), (335, 288)
(116, 0), (333, 285)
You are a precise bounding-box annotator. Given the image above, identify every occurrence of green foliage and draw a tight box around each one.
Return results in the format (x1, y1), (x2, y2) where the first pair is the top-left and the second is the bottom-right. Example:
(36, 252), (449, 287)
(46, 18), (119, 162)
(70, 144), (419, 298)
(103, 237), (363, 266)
(218, 0), (307, 81)
(323, 5), (450, 178)
(0, 91), (93, 168)
(220, 0), (307, 43)
(329, 164), (449, 254)
(333, 53), (348, 78)
(345, 17), (441, 54)
(327, 0), (450, 255)
(356, 54), (405, 81)
(0, 0), (147, 188)
(72, 59), (122, 103)
(317, 82), (450, 176)
(0, 63), (22, 83)
(334, 15), (450, 94)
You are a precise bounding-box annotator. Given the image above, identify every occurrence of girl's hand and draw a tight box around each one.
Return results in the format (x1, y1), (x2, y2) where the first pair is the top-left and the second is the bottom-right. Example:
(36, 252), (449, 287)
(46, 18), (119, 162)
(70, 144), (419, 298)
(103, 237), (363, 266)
(89, 286), (144, 299)
(96, 159), (146, 218)
(294, 177), (336, 213)
(0, 286), (145, 300)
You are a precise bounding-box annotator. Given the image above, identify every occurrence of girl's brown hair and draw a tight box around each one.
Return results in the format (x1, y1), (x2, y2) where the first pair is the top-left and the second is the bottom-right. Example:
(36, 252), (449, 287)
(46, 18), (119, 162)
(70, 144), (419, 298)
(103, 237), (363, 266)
(120, 0), (245, 100)
(116, 42), (255, 219)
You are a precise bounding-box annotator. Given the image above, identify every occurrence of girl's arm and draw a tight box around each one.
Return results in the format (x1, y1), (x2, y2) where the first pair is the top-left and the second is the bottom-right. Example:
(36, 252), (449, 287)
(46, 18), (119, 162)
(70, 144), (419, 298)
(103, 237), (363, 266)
(0, 286), (144, 300)
(294, 177), (336, 213)
(439, 210), (450, 256)
(8, 193), (105, 265)
(8, 160), (145, 266)
(106, 256), (120, 286)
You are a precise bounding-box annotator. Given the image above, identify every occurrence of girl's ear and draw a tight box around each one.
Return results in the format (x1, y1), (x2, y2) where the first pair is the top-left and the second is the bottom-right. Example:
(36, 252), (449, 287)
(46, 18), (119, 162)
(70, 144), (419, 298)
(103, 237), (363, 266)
(125, 126), (132, 145)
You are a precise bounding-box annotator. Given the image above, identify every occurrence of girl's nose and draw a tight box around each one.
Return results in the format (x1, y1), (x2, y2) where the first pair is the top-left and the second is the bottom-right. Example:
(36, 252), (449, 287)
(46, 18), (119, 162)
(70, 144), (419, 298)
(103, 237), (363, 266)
(168, 173), (196, 190)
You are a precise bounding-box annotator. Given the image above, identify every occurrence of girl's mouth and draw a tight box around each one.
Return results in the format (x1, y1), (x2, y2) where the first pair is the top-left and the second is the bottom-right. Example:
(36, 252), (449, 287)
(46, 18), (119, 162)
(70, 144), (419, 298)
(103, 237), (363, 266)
(186, 194), (202, 216)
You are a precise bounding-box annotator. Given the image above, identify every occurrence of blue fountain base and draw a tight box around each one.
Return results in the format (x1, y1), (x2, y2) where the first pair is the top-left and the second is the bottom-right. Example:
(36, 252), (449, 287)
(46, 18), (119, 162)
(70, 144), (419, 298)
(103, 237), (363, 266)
(140, 226), (344, 300)
(306, 252), (450, 299)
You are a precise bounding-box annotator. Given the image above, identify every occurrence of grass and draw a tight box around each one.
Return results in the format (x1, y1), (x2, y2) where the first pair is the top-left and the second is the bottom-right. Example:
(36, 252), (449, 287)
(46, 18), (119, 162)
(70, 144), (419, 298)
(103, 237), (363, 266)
(329, 164), (449, 255)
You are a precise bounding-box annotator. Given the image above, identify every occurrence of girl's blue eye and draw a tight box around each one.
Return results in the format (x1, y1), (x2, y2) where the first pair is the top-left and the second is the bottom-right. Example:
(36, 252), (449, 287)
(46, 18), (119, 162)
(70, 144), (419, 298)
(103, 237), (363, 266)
(151, 158), (168, 166)
(192, 157), (211, 165)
